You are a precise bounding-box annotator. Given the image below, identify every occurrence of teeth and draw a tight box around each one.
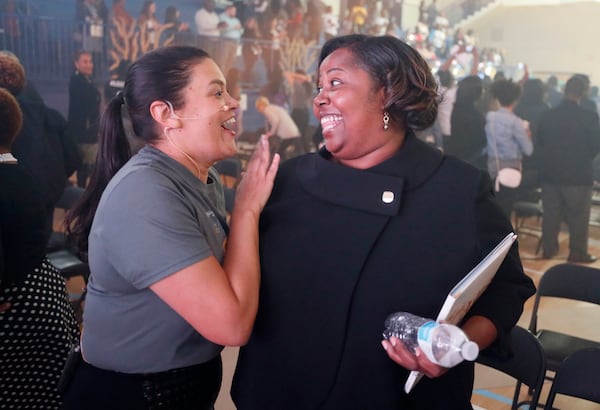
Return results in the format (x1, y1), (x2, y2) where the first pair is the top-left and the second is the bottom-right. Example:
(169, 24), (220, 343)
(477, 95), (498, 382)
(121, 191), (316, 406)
(320, 114), (342, 132)
(223, 117), (236, 126)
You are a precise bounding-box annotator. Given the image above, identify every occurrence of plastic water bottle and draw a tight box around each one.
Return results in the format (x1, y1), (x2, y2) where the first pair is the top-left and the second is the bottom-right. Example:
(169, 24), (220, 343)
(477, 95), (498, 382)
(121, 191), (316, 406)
(383, 312), (479, 368)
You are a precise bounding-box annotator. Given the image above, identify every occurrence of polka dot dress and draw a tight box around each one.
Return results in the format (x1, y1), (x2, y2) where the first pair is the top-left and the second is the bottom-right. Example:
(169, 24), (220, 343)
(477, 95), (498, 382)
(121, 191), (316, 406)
(0, 259), (80, 409)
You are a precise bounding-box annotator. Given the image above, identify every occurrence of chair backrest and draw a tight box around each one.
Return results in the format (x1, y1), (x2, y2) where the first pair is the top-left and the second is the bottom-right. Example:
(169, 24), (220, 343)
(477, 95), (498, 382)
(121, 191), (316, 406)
(477, 326), (546, 409)
(214, 158), (243, 189)
(544, 348), (600, 409)
(529, 263), (600, 332)
(214, 158), (242, 177)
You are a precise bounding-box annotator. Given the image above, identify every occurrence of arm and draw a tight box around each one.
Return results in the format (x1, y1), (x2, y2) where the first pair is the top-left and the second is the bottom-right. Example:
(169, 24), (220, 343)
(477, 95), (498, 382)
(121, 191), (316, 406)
(150, 138), (279, 346)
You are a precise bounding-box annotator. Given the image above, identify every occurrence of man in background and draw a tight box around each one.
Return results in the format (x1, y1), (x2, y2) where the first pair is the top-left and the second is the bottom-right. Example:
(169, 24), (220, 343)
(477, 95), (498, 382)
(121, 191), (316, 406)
(538, 75), (600, 263)
(67, 49), (100, 188)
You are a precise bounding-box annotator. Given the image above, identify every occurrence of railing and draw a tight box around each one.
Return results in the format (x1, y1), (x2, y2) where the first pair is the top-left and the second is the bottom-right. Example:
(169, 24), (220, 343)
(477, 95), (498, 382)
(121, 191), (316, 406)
(0, 13), (321, 85)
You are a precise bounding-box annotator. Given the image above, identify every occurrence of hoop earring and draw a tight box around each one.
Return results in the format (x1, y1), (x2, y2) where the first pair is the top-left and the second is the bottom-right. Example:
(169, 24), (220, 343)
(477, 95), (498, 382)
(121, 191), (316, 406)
(383, 111), (390, 130)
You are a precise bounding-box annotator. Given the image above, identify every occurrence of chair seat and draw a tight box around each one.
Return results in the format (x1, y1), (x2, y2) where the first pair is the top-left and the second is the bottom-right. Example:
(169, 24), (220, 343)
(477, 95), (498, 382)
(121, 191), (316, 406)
(513, 201), (543, 218)
(536, 329), (600, 370)
(46, 249), (89, 280)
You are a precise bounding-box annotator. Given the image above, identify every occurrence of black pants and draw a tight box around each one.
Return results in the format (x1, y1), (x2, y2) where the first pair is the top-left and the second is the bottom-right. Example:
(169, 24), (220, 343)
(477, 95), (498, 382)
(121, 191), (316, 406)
(62, 355), (222, 410)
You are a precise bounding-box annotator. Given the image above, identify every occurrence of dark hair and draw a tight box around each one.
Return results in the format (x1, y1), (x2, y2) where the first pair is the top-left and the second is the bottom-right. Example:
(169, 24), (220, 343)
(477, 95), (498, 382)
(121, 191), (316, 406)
(318, 34), (439, 131)
(0, 87), (22, 147)
(455, 75), (483, 105)
(491, 79), (521, 107)
(66, 46), (210, 252)
(0, 54), (25, 96)
(520, 79), (545, 104)
(437, 69), (453, 88)
(73, 49), (91, 63)
(564, 75), (586, 99)
(164, 6), (178, 24)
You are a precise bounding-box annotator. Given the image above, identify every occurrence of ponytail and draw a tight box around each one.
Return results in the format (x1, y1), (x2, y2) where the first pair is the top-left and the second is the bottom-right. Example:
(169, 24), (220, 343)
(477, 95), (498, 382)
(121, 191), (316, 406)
(65, 94), (132, 253)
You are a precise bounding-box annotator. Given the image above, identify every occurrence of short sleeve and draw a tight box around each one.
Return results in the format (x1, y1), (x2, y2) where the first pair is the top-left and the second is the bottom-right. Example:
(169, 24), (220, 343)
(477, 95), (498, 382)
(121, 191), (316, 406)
(93, 169), (213, 289)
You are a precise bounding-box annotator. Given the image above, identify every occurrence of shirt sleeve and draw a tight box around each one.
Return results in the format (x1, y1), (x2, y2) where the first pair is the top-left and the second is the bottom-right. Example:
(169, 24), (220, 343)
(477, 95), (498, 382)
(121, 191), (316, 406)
(96, 169), (213, 289)
(512, 116), (533, 156)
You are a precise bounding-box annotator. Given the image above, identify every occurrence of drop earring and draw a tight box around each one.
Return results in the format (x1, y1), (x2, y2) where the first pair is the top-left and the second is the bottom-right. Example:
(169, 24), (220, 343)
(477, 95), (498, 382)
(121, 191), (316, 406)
(383, 111), (390, 130)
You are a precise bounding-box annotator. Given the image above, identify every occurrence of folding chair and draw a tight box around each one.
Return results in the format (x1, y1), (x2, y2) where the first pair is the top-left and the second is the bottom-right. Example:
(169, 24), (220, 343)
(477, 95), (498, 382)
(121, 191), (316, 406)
(476, 326), (546, 409)
(528, 264), (600, 385)
(213, 157), (242, 189)
(47, 249), (89, 323)
(544, 348), (600, 409)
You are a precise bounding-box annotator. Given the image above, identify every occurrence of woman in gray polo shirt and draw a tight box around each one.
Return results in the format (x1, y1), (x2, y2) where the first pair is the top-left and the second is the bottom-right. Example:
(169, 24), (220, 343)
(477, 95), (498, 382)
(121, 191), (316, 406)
(63, 46), (279, 409)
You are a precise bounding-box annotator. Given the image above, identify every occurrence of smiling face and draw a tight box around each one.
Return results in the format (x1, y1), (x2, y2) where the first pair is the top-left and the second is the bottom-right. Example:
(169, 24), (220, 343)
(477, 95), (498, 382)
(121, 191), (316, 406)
(75, 52), (94, 78)
(170, 58), (239, 167)
(313, 47), (403, 169)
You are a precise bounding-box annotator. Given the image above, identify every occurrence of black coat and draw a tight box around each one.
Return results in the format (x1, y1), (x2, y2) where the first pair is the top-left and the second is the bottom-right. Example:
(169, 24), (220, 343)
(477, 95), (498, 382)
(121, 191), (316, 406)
(537, 99), (600, 186)
(232, 133), (535, 409)
(67, 71), (101, 144)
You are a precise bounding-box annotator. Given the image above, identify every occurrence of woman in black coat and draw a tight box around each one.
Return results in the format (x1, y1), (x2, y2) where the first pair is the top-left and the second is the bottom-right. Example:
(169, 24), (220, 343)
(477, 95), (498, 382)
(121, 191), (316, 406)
(232, 35), (535, 409)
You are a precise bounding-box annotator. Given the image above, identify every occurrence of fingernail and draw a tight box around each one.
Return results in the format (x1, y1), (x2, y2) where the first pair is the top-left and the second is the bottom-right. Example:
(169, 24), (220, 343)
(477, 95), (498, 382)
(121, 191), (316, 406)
(390, 338), (397, 347)
(381, 341), (388, 351)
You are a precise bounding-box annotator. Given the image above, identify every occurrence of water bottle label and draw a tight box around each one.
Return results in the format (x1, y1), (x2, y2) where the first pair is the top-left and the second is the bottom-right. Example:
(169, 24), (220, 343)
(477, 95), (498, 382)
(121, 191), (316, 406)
(417, 321), (444, 366)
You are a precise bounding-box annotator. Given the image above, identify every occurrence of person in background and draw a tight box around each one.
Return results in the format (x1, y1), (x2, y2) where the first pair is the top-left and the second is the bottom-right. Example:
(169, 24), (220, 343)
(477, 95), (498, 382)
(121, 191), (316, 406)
(0, 86), (79, 410)
(545, 75), (562, 108)
(240, 16), (261, 84)
(485, 79), (533, 218)
(322, 5), (339, 41)
(255, 96), (304, 161)
(537, 75), (600, 263)
(109, 0), (134, 30)
(287, 69), (314, 150)
(67, 49), (101, 188)
(232, 34), (535, 409)
(219, 3), (243, 75)
(447, 74), (487, 169)
(162, 5), (190, 42)
(137, 0), (159, 49)
(514, 78), (550, 194)
(62, 45), (279, 409)
(0, 51), (72, 244)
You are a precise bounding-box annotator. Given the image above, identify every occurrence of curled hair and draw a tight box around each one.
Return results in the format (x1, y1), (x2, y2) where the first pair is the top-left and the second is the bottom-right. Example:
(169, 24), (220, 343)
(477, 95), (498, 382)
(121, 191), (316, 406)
(66, 46), (210, 253)
(318, 34), (439, 131)
(0, 54), (26, 96)
(0, 87), (22, 147)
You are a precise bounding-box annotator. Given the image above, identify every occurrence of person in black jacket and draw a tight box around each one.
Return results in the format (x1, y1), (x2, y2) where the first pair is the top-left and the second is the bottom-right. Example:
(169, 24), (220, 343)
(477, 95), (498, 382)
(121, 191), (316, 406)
(537, 75), (600, 263)
(0, 51), (76, 245)
(232, 35), (535, 410)
(67, 49), (101, 187)
(0, 85), (79, 410)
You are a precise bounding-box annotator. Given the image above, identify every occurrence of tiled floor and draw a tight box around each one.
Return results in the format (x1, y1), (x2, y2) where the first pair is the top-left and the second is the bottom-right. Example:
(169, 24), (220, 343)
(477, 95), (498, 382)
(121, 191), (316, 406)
(61, 211), (600, 409)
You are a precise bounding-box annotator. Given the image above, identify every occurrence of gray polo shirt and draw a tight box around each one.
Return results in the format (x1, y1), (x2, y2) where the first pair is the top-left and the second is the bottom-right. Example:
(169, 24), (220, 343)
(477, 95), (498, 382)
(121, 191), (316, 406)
(82, 145), (227, 373)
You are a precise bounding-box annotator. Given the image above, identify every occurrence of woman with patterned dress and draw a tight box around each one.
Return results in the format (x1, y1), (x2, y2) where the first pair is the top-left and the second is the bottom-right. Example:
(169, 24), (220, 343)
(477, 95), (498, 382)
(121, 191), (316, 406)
(0, 63), (79, 409)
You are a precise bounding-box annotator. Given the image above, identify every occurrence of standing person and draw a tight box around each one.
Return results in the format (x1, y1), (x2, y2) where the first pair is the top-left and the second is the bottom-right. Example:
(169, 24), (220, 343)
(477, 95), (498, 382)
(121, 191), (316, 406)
(137, 0), (159, 49)
(485, 79), (533, 218)
(219, 3), (243, 75)
(287, 69), (313, 149)
(62, 45), (279, 409)
(255, 96), (304, 160)
(232, 34), (535, 409)
(0, 86), (79, 410)
(240, 16), (261, 84)
(109, 0), (134, 30)
(0, 52), (73, 244)
(538, 75), (600, 263)
(545, 75), (563, 108)
(67, 50), (101, 188)
(322, 5), (339, 41)
(447, 74), (487, 169)
(195, 0), (225, 63)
